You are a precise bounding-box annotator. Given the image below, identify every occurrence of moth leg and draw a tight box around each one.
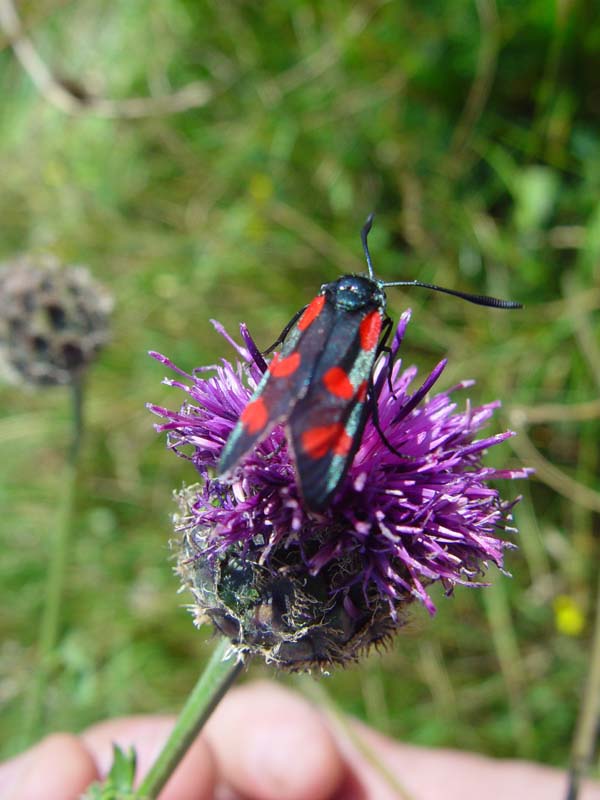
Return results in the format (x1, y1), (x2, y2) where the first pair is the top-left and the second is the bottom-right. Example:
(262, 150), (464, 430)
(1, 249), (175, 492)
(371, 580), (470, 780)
(368, 391), (414, 461)
(263, 438), (286, 460)
(374, 316), (397, 397)
(367, 325), (414, 462)
(263, 305), (308, 355)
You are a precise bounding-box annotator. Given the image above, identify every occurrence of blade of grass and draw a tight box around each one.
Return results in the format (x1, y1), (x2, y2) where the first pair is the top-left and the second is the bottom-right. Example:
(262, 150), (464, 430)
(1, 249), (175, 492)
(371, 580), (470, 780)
(298, 676), (417, 800)
(20, 377), (84, 746)
(482, 579), (534, 756)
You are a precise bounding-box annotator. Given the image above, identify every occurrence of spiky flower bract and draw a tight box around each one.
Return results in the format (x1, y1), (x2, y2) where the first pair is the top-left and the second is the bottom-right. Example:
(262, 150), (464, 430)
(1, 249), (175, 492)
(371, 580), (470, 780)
(0, 254), (113, 387)
(150, 313), (528, 669)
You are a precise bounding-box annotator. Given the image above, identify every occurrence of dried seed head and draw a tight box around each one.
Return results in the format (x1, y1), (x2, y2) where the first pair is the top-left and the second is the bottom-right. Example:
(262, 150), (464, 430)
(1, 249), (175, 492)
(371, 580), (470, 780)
(0, 255), (113, 386)
(174, 485), (404, 670)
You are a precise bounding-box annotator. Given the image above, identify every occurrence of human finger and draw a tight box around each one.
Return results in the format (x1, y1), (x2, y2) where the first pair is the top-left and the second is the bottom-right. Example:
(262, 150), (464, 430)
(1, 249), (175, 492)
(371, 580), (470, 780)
(204, 680), (345, 800)
(82, 714), (216, 800)
(334, 719), (600, 800)
(1, 733), (97, 800)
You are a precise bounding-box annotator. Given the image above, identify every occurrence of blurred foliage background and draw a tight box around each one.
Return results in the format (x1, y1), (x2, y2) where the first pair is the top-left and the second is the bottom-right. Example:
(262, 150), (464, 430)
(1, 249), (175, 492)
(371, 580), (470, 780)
(1, 0), (599, 777)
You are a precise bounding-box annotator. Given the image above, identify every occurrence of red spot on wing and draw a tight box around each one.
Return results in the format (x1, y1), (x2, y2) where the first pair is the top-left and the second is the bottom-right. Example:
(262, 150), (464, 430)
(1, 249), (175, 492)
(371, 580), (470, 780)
(355, 380), (368, 403)
(323, 366), (354, 399)
(333, 428), (353, 456)
(301, 423), (353, 459)
(240, 397), (268, 434)
(270, 351), (301, 377)
(359, 310), (382, 351)
(298, 294), (325, 331)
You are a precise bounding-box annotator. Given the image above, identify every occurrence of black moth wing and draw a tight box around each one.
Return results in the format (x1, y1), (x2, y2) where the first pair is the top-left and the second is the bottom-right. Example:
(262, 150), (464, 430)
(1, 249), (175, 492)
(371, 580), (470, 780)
(287, 300), (384, 512)
(218, 293), (335, 476)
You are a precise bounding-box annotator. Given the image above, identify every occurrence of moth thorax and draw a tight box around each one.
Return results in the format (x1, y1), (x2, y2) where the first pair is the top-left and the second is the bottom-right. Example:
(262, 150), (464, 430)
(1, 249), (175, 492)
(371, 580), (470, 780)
(325, 275), (386, 312)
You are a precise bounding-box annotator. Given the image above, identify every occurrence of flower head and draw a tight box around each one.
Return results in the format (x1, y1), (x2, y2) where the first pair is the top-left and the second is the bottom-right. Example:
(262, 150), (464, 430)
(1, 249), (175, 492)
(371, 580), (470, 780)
(0, 254), (113, 387)
(150, 313), (528, 669)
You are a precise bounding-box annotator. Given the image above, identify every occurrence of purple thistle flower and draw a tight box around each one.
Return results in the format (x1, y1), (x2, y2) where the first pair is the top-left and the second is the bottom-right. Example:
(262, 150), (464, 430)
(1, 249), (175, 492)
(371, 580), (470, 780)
(149, 312), (529, 668)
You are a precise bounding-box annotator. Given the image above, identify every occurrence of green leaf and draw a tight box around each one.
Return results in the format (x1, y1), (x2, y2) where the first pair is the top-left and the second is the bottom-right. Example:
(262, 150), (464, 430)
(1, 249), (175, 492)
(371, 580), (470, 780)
(81, 745), (138, 800)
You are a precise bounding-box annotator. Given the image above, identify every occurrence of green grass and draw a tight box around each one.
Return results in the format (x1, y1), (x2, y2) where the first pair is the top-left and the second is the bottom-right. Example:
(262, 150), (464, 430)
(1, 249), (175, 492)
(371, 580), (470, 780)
(1, 0), (599, 775)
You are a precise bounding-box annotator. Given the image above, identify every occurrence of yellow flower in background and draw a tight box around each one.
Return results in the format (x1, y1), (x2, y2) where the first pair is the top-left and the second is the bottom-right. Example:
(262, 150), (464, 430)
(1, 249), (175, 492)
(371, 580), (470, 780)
(553, 594), (585, 637)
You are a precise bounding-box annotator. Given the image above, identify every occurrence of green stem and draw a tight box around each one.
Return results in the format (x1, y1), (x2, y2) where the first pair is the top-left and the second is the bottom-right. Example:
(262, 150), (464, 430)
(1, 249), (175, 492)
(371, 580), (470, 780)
(297, 676), (416, 800)
(21, 376), (84, 746)
(566, 574), (600, 800)
(482, 580), (534, 756)
(138, 638), (245, 799)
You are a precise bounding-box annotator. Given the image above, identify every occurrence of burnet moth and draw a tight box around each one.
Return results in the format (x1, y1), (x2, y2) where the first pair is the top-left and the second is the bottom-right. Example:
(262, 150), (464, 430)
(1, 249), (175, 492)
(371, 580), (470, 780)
(219, 215), (521, 513)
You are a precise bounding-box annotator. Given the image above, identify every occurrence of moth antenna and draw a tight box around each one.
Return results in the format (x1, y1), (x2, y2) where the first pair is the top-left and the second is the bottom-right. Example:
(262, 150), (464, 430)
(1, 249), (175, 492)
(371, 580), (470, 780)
(381, 279), (522, 309)
(361, 213), (375, 279)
